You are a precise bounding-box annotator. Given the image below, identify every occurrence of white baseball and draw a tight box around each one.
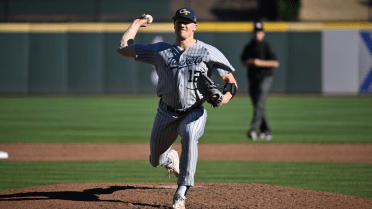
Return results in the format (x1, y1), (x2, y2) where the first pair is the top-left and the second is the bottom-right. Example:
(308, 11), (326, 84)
(144, 14), (153, 24)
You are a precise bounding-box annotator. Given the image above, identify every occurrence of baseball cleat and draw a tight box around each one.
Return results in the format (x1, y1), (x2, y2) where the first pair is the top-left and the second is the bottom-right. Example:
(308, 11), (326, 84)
(165, 149), (180, 178)
(266, 135), (272, 141)
(172, 194), (186, 209)
(247, 130), (258, 141)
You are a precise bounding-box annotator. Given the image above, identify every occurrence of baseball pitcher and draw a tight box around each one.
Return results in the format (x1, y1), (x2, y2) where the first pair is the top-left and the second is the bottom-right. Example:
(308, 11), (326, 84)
(117, 7), (238, 209)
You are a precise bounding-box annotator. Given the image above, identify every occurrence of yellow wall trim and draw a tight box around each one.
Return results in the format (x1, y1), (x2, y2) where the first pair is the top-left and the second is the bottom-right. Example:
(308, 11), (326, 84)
(1, 22), (372, 33)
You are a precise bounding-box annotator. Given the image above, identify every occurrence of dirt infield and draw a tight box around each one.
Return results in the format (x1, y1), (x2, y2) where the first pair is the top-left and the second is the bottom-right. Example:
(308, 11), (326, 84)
(1, 182), (371, 209)
(0, 143), (372, 208)
(2, 143), (372, 162)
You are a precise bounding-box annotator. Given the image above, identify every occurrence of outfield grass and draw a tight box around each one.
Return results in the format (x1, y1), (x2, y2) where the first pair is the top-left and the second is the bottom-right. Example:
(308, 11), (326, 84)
(1, 95), (371, 199)
(0, 95), (371, 143)
(0, 160), (371, 199)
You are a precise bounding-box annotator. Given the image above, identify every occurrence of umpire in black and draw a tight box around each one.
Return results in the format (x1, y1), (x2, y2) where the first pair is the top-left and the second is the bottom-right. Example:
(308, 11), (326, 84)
(240, 21), (279, 141)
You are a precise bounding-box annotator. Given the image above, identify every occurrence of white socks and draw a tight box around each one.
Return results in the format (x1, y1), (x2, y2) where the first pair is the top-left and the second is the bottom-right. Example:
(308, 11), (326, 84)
(175, 185), (189, 197)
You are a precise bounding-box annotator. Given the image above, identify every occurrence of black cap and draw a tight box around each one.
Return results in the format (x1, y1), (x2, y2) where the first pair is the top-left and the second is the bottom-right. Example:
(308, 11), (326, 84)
(172, 7), (197, 23)
(254, 21), (264, 32)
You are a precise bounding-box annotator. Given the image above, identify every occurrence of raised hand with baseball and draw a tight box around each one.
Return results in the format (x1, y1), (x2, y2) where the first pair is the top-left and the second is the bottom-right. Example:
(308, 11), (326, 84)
(117, 14), (152, 58)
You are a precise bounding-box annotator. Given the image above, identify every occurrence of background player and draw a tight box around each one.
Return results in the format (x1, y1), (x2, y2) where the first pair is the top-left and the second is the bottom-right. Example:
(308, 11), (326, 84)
(117, 7), (238, 209)
(240, 21), (279, 141)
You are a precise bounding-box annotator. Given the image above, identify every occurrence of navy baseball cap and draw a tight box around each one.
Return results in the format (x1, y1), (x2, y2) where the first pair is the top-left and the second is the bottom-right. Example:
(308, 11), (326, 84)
(254, 21), (264, 32)
(172, 7), (197, 23)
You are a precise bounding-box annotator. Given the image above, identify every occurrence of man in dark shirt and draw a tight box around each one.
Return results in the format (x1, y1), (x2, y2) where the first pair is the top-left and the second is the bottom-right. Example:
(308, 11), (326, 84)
(240, 21), (279, 141)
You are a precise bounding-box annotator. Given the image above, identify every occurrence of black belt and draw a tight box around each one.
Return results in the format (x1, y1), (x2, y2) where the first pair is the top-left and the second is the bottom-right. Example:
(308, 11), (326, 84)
(160, 99), (201, 115)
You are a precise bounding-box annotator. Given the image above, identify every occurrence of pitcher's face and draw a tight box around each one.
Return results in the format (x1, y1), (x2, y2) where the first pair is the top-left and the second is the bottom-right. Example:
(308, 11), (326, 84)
(174, 18), (197, 40)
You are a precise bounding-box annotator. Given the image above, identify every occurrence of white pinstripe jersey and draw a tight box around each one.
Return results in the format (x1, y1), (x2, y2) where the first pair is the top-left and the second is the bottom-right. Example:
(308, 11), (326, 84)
(135, 40), (235, 109)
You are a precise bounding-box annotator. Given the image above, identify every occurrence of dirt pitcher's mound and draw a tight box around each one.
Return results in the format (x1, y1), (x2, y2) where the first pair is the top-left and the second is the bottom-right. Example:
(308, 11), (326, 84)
(0, 183), (371, 209)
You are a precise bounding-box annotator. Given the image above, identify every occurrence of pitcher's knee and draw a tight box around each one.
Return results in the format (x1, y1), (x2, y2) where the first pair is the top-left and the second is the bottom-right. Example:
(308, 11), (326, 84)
(149, 155), (159, 167)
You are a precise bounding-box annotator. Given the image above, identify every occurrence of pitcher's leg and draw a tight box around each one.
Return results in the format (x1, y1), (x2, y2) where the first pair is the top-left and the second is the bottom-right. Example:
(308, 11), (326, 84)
(149, 107), (179, 168)
(177, 108), (207, 187)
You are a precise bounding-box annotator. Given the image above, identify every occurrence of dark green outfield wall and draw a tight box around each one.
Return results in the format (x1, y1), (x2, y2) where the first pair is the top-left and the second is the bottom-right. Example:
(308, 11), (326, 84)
(0, 32), (321, 94)
(0, 33), (30, 93)
(287, 32), (322, 93)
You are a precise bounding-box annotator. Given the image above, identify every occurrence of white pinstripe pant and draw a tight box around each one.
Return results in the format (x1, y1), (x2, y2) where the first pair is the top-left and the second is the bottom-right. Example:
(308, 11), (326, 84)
(149, 102), (207, 187)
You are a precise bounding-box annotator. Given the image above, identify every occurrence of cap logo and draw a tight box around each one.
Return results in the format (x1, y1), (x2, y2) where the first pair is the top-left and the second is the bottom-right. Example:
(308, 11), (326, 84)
(256, 22), (262, 29)
(180, 9), (190, 15)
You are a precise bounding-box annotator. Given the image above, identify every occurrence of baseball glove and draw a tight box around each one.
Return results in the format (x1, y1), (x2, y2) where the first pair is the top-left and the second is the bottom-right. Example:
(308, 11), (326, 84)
(197, 74), (223, 107)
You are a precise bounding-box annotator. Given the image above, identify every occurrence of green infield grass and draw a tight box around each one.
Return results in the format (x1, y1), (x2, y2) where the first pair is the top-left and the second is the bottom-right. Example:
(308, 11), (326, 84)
(0, 95), (371, 144)
(0, 160), (371, 199)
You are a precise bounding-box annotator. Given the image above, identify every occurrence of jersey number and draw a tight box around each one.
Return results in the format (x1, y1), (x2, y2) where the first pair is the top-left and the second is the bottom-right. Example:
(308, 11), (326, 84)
(188, 70), (201, 83)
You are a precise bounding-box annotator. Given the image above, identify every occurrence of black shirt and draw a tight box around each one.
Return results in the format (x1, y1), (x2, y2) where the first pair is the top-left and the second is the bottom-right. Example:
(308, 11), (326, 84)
(240, 39), (278, 81)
